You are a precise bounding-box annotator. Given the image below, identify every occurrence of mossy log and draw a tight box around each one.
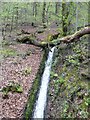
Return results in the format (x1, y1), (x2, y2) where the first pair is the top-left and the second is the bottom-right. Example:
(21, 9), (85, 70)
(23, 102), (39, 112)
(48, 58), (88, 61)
(16, 35), (47, 48)
(17, 27), (90, 48)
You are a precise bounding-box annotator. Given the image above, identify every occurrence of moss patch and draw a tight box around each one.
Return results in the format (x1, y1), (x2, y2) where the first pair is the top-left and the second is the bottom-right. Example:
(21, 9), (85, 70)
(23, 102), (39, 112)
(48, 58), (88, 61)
(1, 81), (23, 98)
(0, 48), (17, 58)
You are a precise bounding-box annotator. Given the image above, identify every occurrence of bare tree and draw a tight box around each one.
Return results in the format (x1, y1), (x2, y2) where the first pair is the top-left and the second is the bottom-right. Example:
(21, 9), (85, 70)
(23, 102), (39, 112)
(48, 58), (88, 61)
(9, 6), (14, 36)
(42, 2), (46, 23)
(76, 1), (78, 31)
(55, 2), (60, 14)
(62, 1), (69, 36)
(33, 2), (37, 17)
(14, 3), (19, 29)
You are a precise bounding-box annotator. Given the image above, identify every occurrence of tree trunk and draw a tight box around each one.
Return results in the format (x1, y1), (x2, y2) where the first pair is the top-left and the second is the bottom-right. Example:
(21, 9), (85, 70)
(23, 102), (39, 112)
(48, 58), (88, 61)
(62, 1), (69, 36)
(9, 9), (14, 36)
(33, 2), (37, 17)
(46, 3), (51, 25)
(15, 4), (19, 29)
(42, 2), (46, 23)
(2, 19), (7, 40)
(76, 1), (78, 32)
(55, 2), (60, 14)
(17, 27), (90, 48)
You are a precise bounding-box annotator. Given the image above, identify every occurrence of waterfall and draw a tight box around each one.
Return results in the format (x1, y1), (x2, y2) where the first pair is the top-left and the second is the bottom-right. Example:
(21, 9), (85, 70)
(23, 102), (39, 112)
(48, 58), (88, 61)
(33, 47), (55, 119)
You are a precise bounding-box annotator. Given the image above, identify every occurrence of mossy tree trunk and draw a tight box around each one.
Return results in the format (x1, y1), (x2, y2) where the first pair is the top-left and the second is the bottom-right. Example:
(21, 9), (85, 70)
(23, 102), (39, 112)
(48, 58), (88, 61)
(62, 1), (69, 36)
(17, 27), (90, 48)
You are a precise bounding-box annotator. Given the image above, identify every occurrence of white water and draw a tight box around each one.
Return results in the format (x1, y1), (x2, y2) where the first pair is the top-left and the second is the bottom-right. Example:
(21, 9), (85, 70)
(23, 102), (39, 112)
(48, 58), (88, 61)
(33, 47), (55, 119)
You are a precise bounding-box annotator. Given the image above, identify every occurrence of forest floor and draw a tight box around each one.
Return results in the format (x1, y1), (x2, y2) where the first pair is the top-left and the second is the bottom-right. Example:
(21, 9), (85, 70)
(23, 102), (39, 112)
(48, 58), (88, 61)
(0, 43), (43, 118)
(46, 36), (89, 118)
(0, 23), (60, 118)
(1, 23), (89, 119)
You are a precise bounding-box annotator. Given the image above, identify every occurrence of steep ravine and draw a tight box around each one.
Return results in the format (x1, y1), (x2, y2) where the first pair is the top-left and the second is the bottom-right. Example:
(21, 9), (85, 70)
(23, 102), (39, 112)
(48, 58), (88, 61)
(46, 36), (89, 118)
(33, 47), (55, 118)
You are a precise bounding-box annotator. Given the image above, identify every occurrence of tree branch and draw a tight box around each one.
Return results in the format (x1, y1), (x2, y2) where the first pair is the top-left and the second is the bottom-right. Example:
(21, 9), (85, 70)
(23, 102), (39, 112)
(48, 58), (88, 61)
(58, 27), (90, 43)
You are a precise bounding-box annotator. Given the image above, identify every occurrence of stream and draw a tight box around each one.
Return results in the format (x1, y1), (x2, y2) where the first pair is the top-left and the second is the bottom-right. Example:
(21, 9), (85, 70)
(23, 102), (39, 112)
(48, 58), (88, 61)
(33, 47), (55, 118)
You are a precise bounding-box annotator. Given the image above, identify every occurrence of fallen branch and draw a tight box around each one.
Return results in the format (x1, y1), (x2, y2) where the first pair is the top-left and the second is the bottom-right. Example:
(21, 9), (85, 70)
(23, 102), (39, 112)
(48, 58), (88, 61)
(16, 27), (90, 48)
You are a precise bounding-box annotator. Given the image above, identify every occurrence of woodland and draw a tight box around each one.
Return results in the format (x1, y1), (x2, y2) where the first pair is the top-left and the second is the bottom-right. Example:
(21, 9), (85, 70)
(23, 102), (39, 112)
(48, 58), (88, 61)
(0, 1), (90, 119)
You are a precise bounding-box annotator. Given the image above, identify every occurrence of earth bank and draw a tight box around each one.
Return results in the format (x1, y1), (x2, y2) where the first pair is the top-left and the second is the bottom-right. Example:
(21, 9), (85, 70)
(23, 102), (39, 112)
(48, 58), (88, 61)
(46, 35), (89, 118)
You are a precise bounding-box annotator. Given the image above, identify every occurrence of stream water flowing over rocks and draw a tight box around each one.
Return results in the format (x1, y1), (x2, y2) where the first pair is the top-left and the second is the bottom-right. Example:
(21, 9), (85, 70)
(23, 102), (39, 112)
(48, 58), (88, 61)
(33, 47), (55, 118)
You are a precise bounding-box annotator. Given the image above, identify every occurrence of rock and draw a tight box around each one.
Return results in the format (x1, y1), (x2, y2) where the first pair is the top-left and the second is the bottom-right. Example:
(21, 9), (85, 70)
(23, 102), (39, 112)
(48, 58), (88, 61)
(82, 59), (90, 65)
(80, 68), (90, 79)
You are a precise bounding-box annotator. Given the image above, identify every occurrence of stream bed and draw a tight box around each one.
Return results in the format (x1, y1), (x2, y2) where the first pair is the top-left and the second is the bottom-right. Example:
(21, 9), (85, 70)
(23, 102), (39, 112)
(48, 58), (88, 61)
(24, 36), (89, 119)
(33, 47), (55, 118)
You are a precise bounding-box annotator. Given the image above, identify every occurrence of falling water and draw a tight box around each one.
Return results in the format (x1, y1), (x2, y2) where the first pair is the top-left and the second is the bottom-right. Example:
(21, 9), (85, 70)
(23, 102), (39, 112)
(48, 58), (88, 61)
(33, 47), (55, 119)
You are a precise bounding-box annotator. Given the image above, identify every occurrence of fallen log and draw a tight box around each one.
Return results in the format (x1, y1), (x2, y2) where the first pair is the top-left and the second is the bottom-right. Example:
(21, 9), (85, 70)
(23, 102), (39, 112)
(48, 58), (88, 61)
(16, 35), (46, 48)
(16, 27), (90, 48)
(61, 27), (90, 43)
(77, 24), (90, 30)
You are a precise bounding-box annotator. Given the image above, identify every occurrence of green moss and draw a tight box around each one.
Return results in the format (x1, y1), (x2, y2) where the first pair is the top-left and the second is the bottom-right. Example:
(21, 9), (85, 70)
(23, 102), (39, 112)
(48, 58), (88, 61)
(1, 40), (10, 46)
(41, 42), (46, 45)
(23, 50), (48, 120)
(1, 81), (23, 97)
(47, 38), (89, 118)
(22, 67), (32, 76)
(0, 48), (17, 57)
